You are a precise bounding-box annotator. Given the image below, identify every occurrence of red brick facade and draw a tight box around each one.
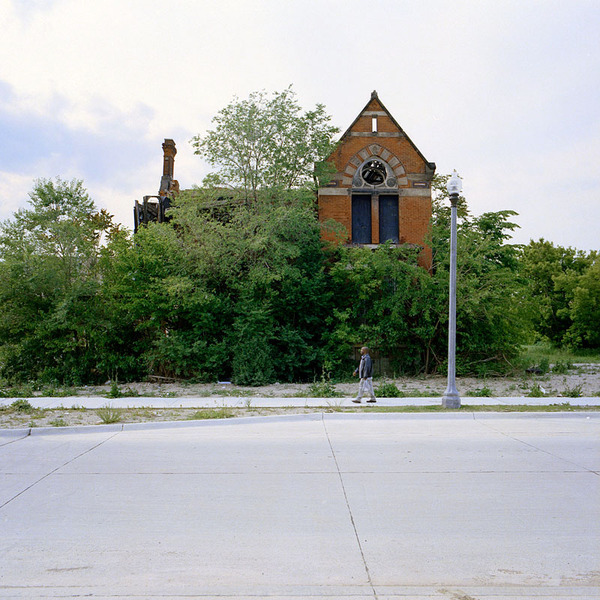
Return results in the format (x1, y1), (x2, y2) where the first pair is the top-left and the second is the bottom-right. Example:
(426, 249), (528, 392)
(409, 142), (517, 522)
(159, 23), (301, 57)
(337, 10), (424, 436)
(318, 91), (435, 268)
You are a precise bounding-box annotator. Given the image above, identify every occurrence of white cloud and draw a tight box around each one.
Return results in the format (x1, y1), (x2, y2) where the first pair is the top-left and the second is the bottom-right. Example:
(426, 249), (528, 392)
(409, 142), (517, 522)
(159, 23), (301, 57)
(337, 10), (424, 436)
(0, 0), (598, 249)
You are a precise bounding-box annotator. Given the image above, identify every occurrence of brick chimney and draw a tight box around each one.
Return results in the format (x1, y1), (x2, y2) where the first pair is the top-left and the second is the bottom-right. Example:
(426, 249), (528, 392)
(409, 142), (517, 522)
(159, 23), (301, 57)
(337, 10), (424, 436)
(159, 139), (179, 196)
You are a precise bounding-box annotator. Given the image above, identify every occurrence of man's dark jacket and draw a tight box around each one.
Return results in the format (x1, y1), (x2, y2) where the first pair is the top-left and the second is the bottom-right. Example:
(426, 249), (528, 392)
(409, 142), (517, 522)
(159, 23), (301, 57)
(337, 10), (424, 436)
(358, 354), (373, 378)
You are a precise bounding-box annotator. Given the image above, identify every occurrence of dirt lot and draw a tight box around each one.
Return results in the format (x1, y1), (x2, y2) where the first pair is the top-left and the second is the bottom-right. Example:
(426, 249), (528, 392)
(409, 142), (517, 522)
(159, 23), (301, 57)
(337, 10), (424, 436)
(1, 365), (599, 429)
(85, 365), (600, 399)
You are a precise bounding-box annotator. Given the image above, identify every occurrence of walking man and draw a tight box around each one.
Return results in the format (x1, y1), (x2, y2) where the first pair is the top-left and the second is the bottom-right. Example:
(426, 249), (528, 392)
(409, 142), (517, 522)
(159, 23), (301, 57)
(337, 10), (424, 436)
(352, 346), (376, 403)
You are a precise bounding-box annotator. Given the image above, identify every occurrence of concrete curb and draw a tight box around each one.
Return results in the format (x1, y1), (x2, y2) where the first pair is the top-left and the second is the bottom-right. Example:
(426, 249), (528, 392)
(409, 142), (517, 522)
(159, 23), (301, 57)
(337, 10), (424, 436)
(4, 410), (599, 436)
(0, 427), (31, 445)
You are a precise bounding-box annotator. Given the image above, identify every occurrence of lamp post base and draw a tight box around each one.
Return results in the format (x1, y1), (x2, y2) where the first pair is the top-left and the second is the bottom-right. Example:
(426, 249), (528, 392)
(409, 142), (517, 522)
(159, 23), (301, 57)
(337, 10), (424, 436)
(442, 391), (461, 409)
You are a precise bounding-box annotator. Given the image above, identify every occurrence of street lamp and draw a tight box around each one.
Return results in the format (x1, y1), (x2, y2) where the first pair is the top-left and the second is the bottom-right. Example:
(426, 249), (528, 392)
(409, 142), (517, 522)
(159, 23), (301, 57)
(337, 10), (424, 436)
(442, 170), (462, 409)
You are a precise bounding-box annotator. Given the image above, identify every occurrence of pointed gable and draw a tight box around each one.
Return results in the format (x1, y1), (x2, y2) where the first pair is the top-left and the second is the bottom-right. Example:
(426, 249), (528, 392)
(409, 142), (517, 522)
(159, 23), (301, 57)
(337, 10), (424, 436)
(318, 91), (435, 269)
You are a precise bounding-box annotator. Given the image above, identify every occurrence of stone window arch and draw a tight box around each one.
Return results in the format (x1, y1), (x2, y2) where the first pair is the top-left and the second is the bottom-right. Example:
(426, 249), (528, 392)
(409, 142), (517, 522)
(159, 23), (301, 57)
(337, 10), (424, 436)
(353, 157), (397, 189)
(347, 145), (407, 245)
(344, 144), (408, 190)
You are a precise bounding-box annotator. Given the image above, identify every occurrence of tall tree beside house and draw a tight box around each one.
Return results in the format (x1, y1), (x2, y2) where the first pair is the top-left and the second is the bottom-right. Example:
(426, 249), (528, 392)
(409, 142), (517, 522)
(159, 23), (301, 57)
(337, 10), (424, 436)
(191, 87), (339, 200)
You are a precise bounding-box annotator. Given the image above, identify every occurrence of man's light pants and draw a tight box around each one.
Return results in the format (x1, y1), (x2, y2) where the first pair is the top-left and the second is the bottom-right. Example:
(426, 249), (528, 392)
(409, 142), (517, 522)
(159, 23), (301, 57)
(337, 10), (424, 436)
(356, 377), (376, 402)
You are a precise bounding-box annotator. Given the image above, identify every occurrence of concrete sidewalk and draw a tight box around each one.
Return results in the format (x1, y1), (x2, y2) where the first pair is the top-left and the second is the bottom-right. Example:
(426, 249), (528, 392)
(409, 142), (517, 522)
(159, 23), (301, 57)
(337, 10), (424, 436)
(1, 412), (599, 599)
(2, 395), (599, 409)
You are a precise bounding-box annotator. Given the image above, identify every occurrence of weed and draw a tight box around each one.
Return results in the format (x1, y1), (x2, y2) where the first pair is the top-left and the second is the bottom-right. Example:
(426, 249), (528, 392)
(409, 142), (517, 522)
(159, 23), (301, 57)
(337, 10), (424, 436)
(106, 382), (122, 398)
(41, 387), (77, 398)
(308, 368), (341, 398)
(214, 388), (252, 397)
(0, 385), (36, 398)
(552, 360), (573, 374)
(11, 399), (34, 412)
(106, 382), (139, 399)
(562, 383), (583, 398)
(538, 357), (550, 374)
(465, 385), (494, 397)
(375, 382), (404, 397)
(188, 408), (234, 420)
(402, 388), (438, 398)
(96, 405), (123, 424)
(527, 383), (546, 398)
(49, 418), (67, 427)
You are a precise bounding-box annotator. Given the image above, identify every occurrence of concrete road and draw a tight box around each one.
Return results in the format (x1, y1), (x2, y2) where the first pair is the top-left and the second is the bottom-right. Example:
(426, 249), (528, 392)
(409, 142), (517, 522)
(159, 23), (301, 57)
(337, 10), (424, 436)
(1, 413), (599, 599)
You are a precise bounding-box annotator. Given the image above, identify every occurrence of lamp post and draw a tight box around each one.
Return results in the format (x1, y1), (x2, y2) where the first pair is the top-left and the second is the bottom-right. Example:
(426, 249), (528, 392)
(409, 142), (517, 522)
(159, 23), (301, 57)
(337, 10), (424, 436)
(442, 170), (462, 409)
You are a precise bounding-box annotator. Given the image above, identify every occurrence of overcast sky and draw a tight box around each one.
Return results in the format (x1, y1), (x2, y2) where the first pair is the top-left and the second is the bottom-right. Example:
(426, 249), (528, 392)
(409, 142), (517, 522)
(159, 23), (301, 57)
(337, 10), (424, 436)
(1, 0), (598, 251)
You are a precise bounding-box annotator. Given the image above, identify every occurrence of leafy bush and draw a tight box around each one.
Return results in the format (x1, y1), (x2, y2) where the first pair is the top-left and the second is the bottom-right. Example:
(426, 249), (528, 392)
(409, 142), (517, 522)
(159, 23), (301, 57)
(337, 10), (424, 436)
(538, 357), (550, 374)
(11, 398), (34, 412)
(375, 382), (404, 397)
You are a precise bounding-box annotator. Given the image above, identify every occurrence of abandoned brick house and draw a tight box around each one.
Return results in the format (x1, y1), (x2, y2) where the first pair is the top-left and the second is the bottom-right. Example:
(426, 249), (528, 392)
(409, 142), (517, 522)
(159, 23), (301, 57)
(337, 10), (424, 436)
(134, 91), (435, 267)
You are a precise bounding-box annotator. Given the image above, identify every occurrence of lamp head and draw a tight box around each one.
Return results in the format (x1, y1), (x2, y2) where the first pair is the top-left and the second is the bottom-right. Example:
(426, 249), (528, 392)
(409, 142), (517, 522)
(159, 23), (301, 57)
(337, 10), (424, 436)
(446, 170), (462, 196)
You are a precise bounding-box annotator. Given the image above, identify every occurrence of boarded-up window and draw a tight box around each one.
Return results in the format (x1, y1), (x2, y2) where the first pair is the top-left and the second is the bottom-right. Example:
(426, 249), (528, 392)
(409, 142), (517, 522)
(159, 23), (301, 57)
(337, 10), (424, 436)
(352, 195), (371, 244)
(379, 195), (399, 243)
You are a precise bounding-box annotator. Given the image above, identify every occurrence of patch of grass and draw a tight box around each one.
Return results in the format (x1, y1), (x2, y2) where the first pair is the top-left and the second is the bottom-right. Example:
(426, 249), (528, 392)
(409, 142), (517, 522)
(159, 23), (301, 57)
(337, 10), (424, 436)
(402, 388), (439, 397)
(188, 408), (234, 420)
(0, 385), (36, 398)
(465, 385), (494, 397)
(96, 405), (123, 424)
(41, 386), (78, 398)
(521, 342), (600, 366)
(212, 387), (253, 397)
(49, 417), (67, 427)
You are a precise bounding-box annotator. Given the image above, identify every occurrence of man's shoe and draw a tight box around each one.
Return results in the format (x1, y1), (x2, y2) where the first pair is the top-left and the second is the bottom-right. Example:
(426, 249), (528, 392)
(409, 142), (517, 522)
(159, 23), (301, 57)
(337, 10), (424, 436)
(352, 399), (362, 404)
(367, 399), (377, 403)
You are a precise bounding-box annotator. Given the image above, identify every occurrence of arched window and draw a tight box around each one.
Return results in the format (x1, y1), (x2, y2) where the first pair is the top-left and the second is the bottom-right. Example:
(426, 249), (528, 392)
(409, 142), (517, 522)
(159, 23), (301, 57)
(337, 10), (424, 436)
(351, 157), (399, 244)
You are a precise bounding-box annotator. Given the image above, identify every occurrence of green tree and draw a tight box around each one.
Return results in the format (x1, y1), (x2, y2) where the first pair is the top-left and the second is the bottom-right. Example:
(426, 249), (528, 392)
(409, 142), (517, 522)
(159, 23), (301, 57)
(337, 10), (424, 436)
(191, 87), (339, 200)
(0, 178), (116, 383)
(424, 175), (531, 374)
(566, 258), (600, 348)
(167, 189), (332, 384)
(520, 239), (595, 345)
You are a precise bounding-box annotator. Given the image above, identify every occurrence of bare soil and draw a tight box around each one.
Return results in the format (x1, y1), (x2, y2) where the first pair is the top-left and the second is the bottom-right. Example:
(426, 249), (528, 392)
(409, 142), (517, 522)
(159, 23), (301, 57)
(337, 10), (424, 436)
(67, 363), (600, 399)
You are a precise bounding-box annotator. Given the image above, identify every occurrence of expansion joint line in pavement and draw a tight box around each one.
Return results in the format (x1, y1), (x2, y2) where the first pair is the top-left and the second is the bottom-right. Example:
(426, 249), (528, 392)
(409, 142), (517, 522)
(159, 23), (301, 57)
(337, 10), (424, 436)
(0, 430), (122, 510)
(473, 414), (599, 476)
(321, 414), (378, 599)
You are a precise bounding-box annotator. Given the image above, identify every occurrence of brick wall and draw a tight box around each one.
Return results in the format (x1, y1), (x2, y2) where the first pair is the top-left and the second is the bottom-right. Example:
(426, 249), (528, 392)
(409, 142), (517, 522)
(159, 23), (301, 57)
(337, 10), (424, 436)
(318, 93), (434, 269)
